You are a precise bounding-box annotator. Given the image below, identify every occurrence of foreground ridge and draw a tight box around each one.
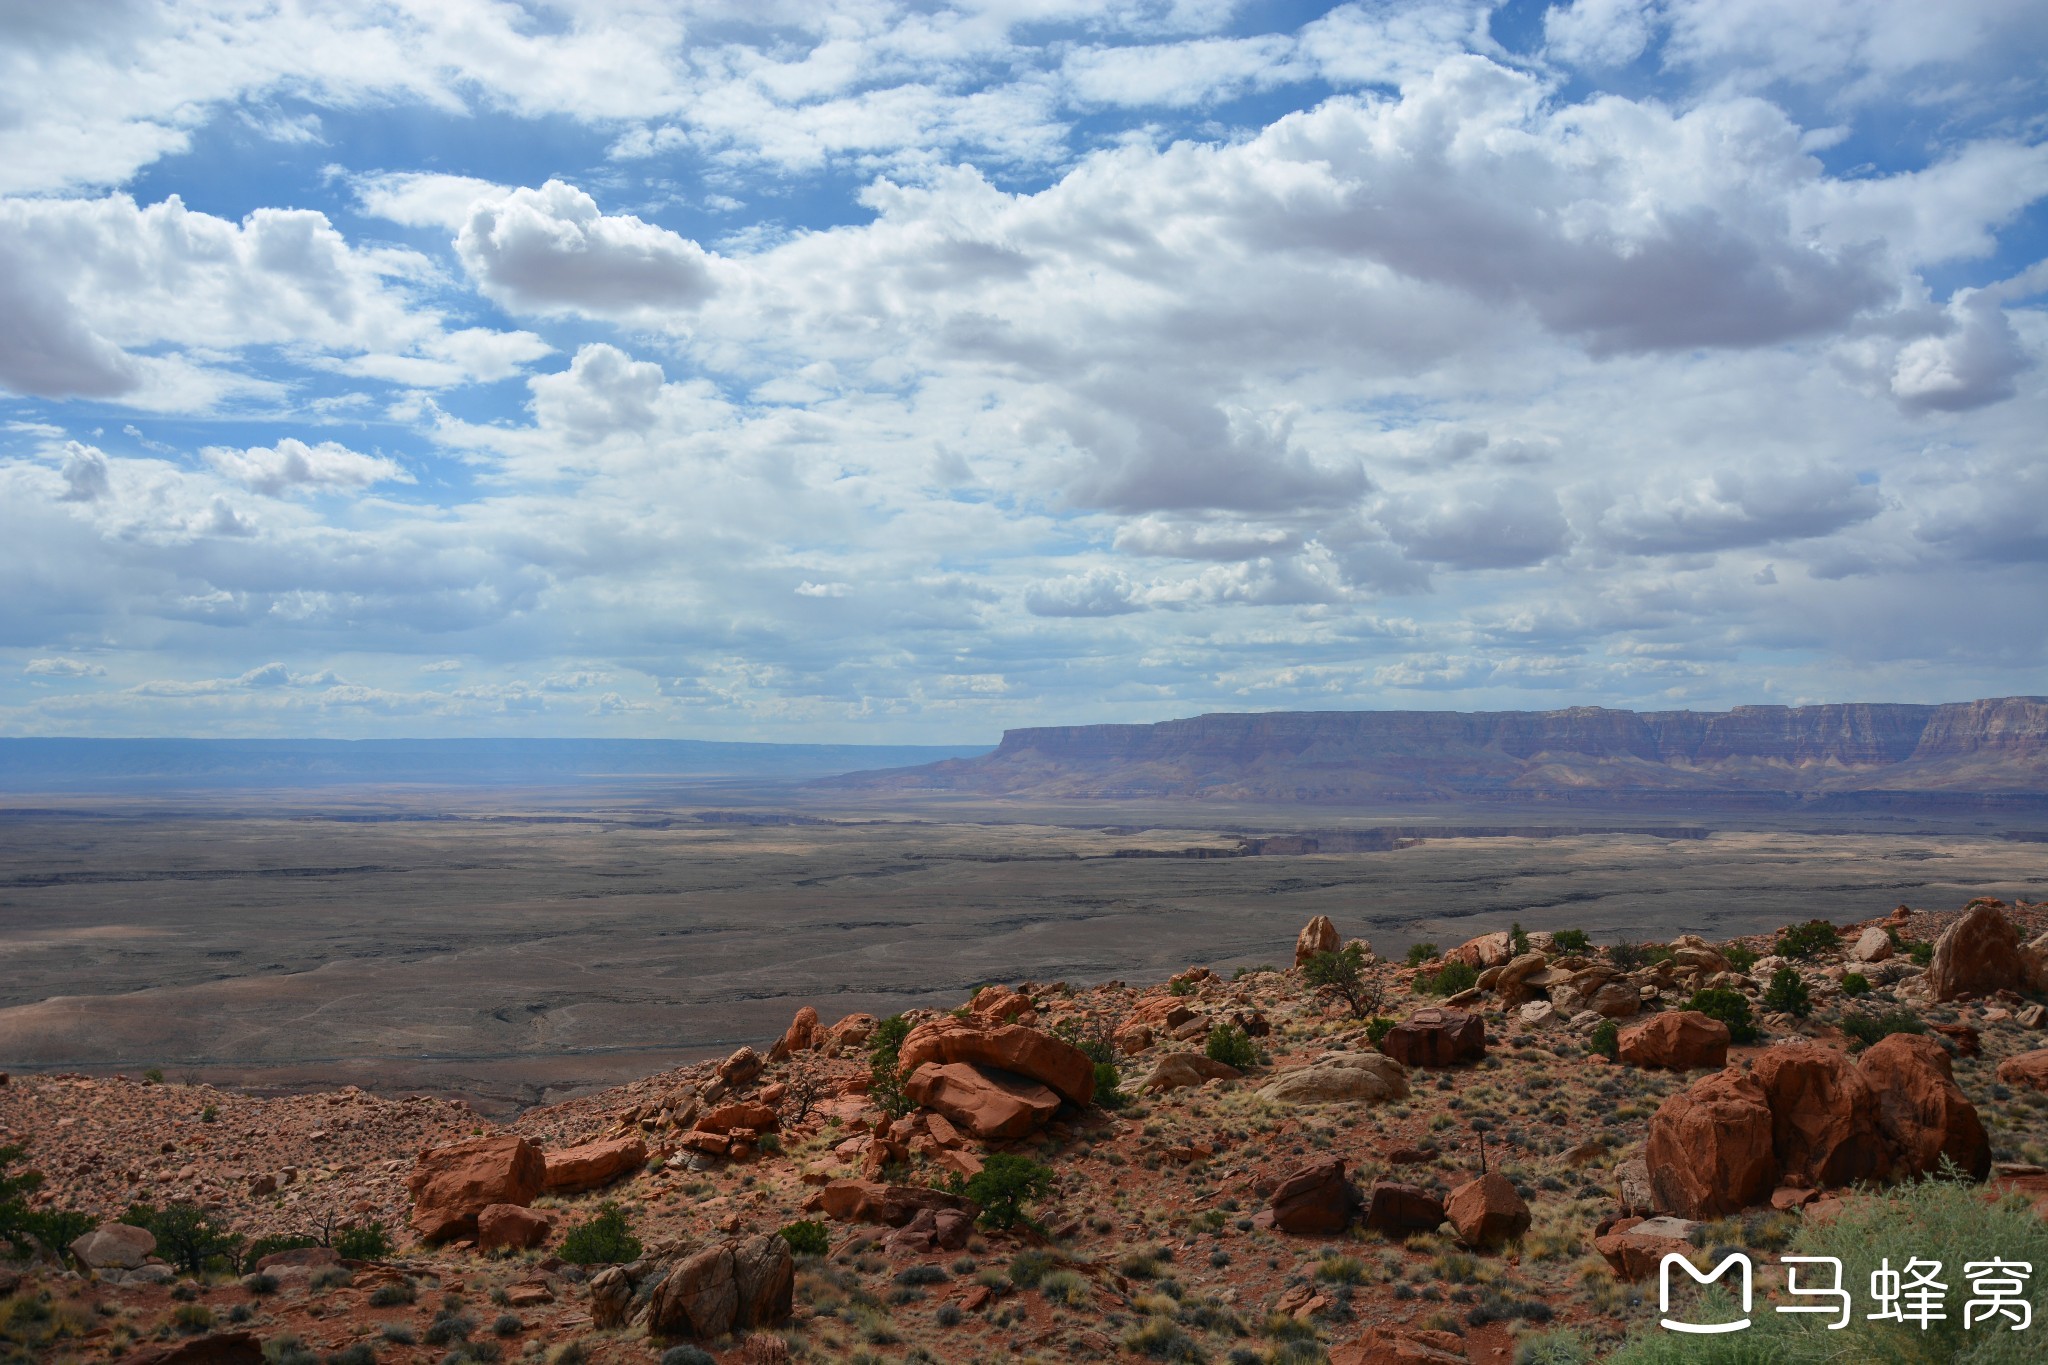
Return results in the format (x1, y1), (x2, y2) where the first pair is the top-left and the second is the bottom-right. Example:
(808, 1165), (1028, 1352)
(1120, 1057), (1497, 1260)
(3, 897), (2048, 1363)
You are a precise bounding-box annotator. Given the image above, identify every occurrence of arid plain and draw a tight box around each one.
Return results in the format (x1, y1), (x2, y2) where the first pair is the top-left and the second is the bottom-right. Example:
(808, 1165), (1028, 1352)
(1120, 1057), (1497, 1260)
(4, 783), (2045, 1113)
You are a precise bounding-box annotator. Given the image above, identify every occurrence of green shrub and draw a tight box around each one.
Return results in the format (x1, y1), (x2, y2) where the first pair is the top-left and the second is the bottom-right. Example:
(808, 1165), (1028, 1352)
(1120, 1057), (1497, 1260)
(1303, 942), (1382, 1017)
(1419, 960), (1479, 997)
(1551, 929), (1591, 954)
(1514, 1331), (1593, 1365)
(1509, 922), (1530, 956)
(143, 1067), (164, 1085)
(869, 1013), (915, 1120)
(1684, 987), (1759, 1045)
(1908, 940), (1933, 966)
(1722, 943), (1758, 973)
(1205, 1023), (1258, 1070)
(1761, 966), (1812, 1018)
(1406, 942), (1440, 967)
(171, 1302), (214, 1334)
(659, 1348), (716, 1365)
(1840, 972), (1871, 996)
(1168, 977), (1195, 997)
(1840, 1010), (1925, 1049)
(1, 1144), (91, 1263)
(557, 1203), (640, 1266)
(1008, 1247), (1057, 1288)
(118, 1201), (242, 1275)
(1602, 1168), (2048, 1365)
(1775, 920), (1839, 960)
(333, 1221), (390, 1261)
(368, 1281), (416, 1307)
(1587, 1020), (1619, 1061)
(1093, 1060), (1129, 1110)
(1365, 1016), (1397, 1046)
(1606, 940), (1676, 971)
(961, 1155), (1055, 1231)
(1124, 1315), (1202, 1361)
(778, 1220), (830, 1257)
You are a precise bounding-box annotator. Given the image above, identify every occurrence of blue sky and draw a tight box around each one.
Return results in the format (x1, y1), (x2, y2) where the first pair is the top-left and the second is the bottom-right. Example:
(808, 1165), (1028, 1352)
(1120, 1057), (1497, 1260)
(1, 0), (2044, 741)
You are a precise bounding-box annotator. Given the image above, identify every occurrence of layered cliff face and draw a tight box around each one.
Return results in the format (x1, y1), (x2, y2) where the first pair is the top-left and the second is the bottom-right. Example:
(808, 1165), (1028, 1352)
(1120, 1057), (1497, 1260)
(823, 697), (2048, 803)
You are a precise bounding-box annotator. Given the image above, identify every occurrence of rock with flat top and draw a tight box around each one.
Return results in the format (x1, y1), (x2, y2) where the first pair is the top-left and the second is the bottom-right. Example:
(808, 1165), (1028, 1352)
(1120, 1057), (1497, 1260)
(1444, 1173), (1529, 1249)
(71, 1222), (155, 1270)
(1257, 1053), (1408, 1105)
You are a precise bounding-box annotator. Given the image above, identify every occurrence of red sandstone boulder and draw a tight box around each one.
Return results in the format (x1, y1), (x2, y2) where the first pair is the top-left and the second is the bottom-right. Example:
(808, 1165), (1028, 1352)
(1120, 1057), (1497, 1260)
(812, 1179), (977, 1227)
(698, 1101), (780, 1135)
(1445, 932), (1513, 971)
(1377, 1008), (1485, 1067)
(71, 1222), (155, 1270)
(1928, 900), (2026, 1001)
(643, 1234), (793, 1340)
(1329, 1326), (1468, 1364)
(1752, 1045), (1892, 1189)
(543, 1136), (646, 1194)
(718, 1045), (764, 1085)
(477, 1204), (552, 1253)
(1362, 1182), (1445, 1237)
(903, 1061), (1061, 1139)
(896, 1017), (1094, 1106)
(967, 984), (1036, 1023)
(768, 1006), (821, 1061)
(1594, 1215), (1697, 1282)
(1646, 1069), (1777, 1218)
(407, 1135), (546, 1242)
(1295, 915), (1341, 967)
(1618, 1011), (1730, 1070)
(1445, 1172), (1530, 1249)
(1269, 1158), (1364, 1234)
(822, 1013), (878, 1056)
(1861, 1033), (1991, 1180)
(1998, 1049), (2048, 1090)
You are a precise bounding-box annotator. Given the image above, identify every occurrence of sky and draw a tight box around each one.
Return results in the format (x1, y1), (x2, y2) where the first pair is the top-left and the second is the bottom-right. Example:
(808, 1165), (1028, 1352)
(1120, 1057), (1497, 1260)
(1, 0), (2044, 742)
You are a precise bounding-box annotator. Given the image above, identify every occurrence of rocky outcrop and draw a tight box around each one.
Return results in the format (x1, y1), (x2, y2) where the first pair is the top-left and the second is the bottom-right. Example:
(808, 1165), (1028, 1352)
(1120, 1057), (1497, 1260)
(407, 1135), (546, 1242)
(1595, 1216), (1698, 1282)
(1647, 1070), (1778, 1219)
(1268, 1158), (1363, 1234)
(1928, 901), (2030, 1000)
(1329, 1327), (1468, 1364)
(70, 1222), (155, 1270)
(1257, 1053), (1409, 1105)
(1139, 1053), (1242, 1092)
(1376, 1008), (1484, 1067)
(643, 1234), (794, 1341)
(1618, 1012), (1730, 1070)
(811, 1180), (977, 1227)
(1751, 1045), (1892, 1188)
(1445, 1173), (1529, 1249)
(1362, 1182), (1445, 1236)
(896, 1018), (1094, 1107)
(543, 1136), (646, 1194)
(476, 1204), (551, 1253)
(1295, 916), (1341, 967)
(903, 1061), (1061, 1139)
(1999, 1049), (2048, 1090)
(768, 1006), (821, 1061)
(1860, 1034), (1991, 1180)
(1445, 932), (1513, 970)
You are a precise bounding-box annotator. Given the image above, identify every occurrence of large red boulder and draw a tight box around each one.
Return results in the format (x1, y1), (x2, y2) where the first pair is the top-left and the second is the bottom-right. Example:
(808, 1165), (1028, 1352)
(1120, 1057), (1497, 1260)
(1376, 1008), (1485, 1067)
(897, 1017), (1094, 1106)
(477, 1204), (552, 1253)
(1927, 900), (2027, 1001)
(1295, 915), (1341, 967)
(1269, 1158), (1363, 1234)
(1444, 1173), (1529, 1249)
(1444, 932), (1513, 971)
(903, 1061), (1060, 1139)
(1998, 1049), (2048, 1090)
(543, 1136), (646, 1194)
(768, 1006), (821, 1061)
(697, 1101), (780, 1134)
(1329, 1327), (1468, 1363)
(1618, 1011), (1729, 1070)
(1646, 1069), (1777, 1219)
(812, 1179), (977, 1227)
(1751, 1045), (1892, 1189)
(1362, 1182), (1445, 1237)
(407, 1135), (546, 1242)
(643, 1234), (793, 1340)
(1860, 1033), (1991, 1180)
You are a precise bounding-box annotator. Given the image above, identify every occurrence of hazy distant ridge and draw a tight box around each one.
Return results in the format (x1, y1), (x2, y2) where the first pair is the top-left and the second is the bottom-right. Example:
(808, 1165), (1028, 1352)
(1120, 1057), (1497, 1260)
(0, 738), (993, 789)
(820, 697), (2048, 805)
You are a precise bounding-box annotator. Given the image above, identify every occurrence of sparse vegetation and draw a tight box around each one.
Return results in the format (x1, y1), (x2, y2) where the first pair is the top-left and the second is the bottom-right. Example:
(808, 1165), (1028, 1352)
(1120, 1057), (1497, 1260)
(1761, 966), (1812, 1018)
(0, 1145), (90, 1263)
(333, 1221), (391, 1261)
(1418, 960), (1480, 997)
(1587, 1019), (1620, 1061)
(1551, 929), (1591, 954)
(1840, 971), (1871, 996)
(1684, 987), (1759, 1044)
(780, 1220), (830, 1256)
(1406, 942), (1440, 967)
(1303, 942), (1384, 1018)
(1205, 1022), (1259, 1070)
(869, 1013), (916, 1119)
(1840, 1009), (1926, 1049)
(556, 1202), (640, 1266)
(1774, 919), (1839, 960)
(959, 1154), (1055, 1231)
(118, 1201), (242, 1275)
(1721, 942), (1758, 973)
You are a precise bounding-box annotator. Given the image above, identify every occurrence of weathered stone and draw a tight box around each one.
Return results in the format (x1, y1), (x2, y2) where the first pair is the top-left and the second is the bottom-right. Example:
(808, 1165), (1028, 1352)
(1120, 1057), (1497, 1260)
(1445, 932), (1513, 971)
(1999, 1049), (2048, 1090)
(967, 984), (1037, 1024)
(71, 1222), (156, 1270)
(1752, 1045), (1893, 1189)
(813, 1179), (977, 1227)
(1256, 1052), (1409, 1106)
(1329, 1326), (1468, 1364)
(896, 1017), (1095, 1106)
(1596, 1216), (1697, 1282)
(718, 1046), (765, 1085)
(1617, 1156), (1657, 1216)
(1587, 982), (1642, 1018)
(1444, 1173), (1530, 1249)
(544, 1136), (646, 1194)
(1517, 1000), (1557, 1027)
(1269, 1158), (1363, 1234)
(822, 1013), (877, 1056)
(1618, 1011), (1730, 1071)
(589, 1265), (634, 1329)
(1862, 1033), (1990, 1180)
(1928, 900), (2026, 1001)
(1646, 1069), (1777, 1219)
(1362, 1182), (1445, 1237)
(477, 1204), (552, 1253)
(1377, 1008), (1485, 1067)
(407, 1135), (547, 1242)
(768, 1006), (821, 1061)
(904, 1061), (1060, 1139)
(698, 1102), (780, 1135)
(1295, 915), (1342, 967)
(1139, 1052), (1242, 1092)
(114, 1331), (265, 1365)
(644, 1234), (793, 1340)
(253, 1247), (339, 1272)
(1849, 927), (1893, 963)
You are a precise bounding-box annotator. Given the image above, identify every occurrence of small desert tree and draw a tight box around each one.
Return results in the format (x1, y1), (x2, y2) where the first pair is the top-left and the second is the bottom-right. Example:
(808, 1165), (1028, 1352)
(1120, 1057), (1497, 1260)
(1302, 943), (1384, 1019)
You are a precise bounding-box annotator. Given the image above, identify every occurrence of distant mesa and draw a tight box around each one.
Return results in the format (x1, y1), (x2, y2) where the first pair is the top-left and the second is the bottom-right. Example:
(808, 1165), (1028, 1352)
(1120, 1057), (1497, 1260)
(816, 696), (2048, 809)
